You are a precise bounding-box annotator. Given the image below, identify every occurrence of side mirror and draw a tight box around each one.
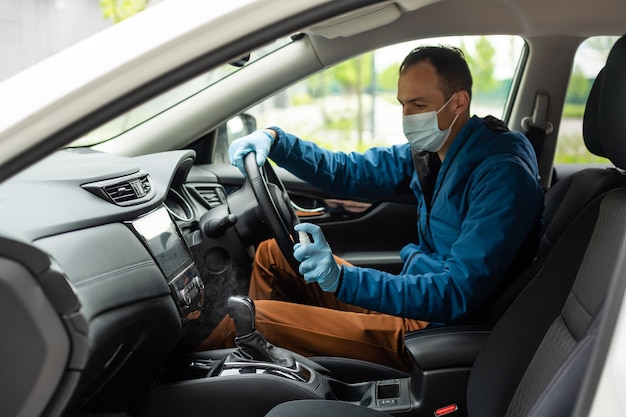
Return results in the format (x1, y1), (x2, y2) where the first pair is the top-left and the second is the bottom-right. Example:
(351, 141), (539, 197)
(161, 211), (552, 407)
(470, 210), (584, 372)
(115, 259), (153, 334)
(214, 113), (258, 164)
(228, 113), (257, 137)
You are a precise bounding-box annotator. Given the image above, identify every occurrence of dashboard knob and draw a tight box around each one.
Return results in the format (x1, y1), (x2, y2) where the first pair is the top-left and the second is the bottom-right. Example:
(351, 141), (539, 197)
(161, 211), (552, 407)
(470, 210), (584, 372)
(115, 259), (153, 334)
(203, 214), (238, 237)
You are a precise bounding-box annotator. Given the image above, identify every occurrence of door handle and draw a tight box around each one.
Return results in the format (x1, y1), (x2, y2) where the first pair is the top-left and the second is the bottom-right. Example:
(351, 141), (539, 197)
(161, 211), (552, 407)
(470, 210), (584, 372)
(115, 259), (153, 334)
(291, 201), (328, 218)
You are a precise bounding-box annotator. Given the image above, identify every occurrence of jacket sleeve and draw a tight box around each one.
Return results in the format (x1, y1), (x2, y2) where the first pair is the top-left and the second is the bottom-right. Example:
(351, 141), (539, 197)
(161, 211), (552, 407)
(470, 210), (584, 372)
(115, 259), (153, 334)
(335, 155), (544, 323)
(268, 126), (414, 199)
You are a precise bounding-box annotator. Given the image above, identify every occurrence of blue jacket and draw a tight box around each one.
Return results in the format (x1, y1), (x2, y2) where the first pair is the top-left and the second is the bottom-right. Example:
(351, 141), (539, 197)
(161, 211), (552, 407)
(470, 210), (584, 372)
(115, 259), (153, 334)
(269, 116), (544, 323)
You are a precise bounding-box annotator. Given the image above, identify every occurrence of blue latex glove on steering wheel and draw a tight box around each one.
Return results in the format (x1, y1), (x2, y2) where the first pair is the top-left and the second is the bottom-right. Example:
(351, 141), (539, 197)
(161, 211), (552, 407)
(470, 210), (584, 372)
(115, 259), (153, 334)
(228, 130), (274, 175)
(293, 223), (341, 293)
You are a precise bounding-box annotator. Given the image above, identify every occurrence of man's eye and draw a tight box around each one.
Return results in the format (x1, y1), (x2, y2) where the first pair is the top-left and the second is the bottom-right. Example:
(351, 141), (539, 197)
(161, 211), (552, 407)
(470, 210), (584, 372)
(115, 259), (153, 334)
(400, 102), (424, 112)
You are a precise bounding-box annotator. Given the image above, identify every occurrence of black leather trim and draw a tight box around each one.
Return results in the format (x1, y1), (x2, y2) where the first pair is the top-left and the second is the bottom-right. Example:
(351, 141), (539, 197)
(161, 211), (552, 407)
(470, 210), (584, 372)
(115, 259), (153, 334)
(403, 326), (491, 371)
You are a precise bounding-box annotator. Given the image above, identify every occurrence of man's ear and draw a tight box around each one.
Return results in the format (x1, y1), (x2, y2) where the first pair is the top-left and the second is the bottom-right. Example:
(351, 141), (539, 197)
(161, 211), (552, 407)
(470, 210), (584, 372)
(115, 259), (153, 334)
(454, 90), (471, 113)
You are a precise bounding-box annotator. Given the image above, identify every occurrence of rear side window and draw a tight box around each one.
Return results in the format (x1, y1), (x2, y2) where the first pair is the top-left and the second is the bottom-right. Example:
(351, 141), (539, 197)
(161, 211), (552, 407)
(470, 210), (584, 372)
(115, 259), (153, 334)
(247, 35), (525, 153)
(555, 36), (619, 164)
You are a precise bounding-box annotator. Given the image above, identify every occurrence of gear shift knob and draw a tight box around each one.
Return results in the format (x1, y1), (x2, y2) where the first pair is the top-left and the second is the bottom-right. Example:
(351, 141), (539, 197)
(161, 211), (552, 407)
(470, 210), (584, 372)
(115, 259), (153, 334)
(228, 295), (256, 337)
(225, 295), (297, 369)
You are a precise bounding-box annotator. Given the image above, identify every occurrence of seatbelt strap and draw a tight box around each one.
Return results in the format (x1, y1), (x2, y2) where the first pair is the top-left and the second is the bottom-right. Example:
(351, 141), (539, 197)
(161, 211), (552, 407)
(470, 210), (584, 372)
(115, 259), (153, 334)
(521, 92), (554, 160)
(411, 148), (440, 210)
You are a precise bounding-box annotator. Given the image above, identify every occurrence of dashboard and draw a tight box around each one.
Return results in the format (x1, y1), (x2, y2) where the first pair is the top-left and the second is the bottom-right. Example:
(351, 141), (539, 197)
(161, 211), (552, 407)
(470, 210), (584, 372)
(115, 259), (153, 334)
(0, 147), (249, 415)
(1, 148), (210, 320)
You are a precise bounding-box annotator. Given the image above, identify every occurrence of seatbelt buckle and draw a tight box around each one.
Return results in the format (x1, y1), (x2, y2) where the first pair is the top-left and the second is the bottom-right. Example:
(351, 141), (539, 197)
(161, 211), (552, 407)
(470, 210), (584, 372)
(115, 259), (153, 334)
(521, 92), (554, 134)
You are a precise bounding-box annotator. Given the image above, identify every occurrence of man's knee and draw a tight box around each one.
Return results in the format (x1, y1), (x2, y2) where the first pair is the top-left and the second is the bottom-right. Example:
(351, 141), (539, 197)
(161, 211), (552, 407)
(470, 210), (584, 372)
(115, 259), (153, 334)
(255, 239), (282, 263)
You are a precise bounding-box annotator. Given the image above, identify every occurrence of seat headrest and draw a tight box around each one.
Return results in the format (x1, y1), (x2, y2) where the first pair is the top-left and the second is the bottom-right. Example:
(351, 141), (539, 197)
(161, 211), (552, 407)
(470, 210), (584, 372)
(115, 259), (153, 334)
(582, 68), (606, 158)
(598, 35), (626, 168)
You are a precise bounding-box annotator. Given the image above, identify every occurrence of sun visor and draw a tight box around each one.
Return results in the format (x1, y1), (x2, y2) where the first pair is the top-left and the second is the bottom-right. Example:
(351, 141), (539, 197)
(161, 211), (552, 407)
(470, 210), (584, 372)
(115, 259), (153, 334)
(307, 2), (402, 39)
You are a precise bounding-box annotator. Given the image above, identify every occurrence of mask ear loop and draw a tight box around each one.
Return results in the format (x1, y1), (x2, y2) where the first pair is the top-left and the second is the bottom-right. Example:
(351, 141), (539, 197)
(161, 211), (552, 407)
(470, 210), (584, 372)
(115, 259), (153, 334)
(436, 92), (457, 115)
(448, 113), (460, 130)
(438, 93), (460, 131)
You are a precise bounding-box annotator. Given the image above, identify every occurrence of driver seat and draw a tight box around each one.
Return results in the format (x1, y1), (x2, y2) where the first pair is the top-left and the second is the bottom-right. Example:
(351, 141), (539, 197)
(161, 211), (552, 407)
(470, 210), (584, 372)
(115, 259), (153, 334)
(265, 34), (626, 417)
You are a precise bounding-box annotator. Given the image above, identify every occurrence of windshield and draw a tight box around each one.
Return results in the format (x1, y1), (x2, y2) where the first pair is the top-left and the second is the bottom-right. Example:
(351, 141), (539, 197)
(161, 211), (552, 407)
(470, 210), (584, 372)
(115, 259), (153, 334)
(67, 37), (293, 147)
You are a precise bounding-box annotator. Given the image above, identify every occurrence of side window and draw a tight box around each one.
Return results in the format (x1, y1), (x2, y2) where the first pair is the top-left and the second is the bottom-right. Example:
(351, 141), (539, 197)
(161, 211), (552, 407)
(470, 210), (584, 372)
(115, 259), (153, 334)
(555, 36), (618, 164)
(247, 35), (525, 152)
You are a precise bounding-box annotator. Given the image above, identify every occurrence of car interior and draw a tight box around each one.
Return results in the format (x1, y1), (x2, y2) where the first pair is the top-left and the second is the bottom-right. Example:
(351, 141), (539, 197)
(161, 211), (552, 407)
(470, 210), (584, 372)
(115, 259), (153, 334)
(1, 1), (625, 417)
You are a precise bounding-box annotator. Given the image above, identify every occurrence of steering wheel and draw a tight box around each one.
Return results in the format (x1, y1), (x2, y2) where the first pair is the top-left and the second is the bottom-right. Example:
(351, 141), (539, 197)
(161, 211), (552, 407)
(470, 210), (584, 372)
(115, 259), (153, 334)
(243, 152), (301, 273)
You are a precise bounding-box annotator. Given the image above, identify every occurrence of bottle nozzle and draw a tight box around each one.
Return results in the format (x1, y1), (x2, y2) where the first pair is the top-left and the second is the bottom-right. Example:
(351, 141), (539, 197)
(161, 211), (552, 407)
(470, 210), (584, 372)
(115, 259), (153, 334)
(298, 231), (311, 245)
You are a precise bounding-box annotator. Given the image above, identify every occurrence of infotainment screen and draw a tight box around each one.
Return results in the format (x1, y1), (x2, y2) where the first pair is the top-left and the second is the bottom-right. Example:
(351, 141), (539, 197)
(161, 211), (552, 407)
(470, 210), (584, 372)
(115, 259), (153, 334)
(131, 207), (192, 278)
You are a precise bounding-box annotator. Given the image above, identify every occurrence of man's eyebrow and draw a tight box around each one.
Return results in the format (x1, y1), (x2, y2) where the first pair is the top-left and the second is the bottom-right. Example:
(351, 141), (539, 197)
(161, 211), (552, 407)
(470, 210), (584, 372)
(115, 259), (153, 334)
(397, 96), (426, 104)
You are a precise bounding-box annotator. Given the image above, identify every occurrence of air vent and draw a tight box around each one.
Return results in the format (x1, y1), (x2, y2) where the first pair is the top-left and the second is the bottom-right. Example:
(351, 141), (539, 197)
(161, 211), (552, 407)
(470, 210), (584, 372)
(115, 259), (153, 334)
(82, 172), (155, 206)
(187, 184), (226, 209)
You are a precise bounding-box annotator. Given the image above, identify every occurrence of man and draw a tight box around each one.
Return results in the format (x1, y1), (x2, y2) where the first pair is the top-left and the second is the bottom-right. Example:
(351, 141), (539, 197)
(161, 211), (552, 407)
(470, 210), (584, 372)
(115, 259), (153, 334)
(199, 46), (544, 371)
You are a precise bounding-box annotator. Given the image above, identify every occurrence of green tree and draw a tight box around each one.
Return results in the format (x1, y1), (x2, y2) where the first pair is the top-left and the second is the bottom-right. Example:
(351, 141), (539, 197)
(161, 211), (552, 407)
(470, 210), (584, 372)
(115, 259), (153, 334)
(332, 53), (373, 93)
(565, 65), (592, 105)
(100, 0), (150, 23)
(306, 53), (373, 96)
(377, 62), (401, 92)
(463, 36), (497, 93)
(305, 53), (375, 147)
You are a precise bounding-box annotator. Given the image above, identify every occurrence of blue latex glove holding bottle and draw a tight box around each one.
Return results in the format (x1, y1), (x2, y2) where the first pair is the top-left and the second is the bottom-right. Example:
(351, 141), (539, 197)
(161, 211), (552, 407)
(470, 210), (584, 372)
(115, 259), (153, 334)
(228, 130), (274, 175)
(293, 223), (341, 292)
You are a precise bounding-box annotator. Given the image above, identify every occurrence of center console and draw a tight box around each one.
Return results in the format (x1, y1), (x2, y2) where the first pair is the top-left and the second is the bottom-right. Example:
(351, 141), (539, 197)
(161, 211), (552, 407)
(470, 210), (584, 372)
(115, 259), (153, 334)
(133, 296), (489, 417)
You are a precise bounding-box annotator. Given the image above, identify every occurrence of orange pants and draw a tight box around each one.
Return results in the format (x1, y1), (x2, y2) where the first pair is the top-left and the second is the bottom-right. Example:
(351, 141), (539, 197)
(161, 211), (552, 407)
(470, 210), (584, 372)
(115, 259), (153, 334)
(197, 239), (428, 371)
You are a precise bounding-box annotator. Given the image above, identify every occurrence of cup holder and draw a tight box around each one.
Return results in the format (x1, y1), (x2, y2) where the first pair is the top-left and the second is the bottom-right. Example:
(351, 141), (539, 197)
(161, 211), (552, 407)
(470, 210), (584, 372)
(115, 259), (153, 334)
(327, 379), (375, 406)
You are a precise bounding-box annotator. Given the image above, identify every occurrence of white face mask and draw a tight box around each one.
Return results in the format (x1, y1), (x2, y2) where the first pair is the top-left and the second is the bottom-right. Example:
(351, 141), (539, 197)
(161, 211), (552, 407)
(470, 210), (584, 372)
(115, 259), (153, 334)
(403, 93), (459, 152)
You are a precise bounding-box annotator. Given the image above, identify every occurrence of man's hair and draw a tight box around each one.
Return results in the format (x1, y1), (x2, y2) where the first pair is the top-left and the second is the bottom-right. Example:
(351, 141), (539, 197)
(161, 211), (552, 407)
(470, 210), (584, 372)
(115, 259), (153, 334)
(399, 45), (473, 100)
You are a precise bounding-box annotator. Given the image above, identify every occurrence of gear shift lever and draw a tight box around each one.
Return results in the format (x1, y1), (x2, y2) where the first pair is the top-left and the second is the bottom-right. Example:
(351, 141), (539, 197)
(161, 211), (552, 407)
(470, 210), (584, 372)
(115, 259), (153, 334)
(225, 295), (296, 369)
(228, 295), (256, 337)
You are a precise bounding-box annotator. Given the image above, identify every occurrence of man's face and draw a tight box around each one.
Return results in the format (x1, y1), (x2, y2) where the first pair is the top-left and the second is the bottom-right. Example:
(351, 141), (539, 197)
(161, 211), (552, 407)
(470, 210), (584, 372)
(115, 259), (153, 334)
(397, 61), (455, 130)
